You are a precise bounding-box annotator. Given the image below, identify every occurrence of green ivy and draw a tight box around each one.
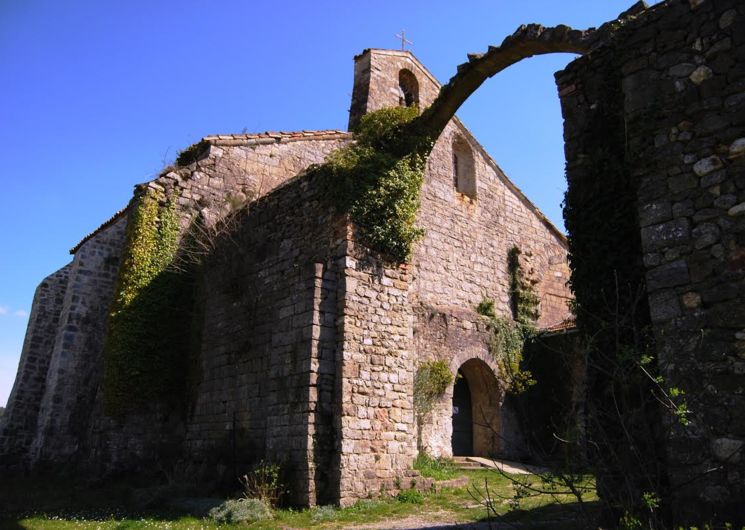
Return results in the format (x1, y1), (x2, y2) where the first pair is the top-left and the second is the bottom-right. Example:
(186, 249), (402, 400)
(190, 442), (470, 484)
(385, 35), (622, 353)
(477, 303), (536, 394)
(560, 42), (669, 524)
(413, 360), (454, 419)
(318, 106), (433, 262)
(103, 189), (195, 415)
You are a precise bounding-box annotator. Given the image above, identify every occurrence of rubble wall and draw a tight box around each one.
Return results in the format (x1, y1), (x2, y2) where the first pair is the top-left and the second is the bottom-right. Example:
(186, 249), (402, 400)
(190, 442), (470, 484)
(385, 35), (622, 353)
(558, 0), (745, 521)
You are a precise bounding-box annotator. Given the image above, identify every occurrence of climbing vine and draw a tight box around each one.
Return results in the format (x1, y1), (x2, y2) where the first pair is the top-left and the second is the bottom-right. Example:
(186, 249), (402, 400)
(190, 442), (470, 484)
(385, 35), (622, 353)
(560, 42), (673, 526)
(477, 299), (535, 394)
(103, 189), (195, 415)
(318, 106), (434, 262)
(477, 246), (540, 393)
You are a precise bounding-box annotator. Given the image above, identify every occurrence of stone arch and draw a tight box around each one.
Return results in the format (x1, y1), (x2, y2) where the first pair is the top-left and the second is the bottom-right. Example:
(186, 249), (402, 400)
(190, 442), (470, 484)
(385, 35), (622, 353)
(408, 23), (597, 141)
(398, 69), (419, 108)
(452, 358), (502, 457)
(452, 134), (476, 199)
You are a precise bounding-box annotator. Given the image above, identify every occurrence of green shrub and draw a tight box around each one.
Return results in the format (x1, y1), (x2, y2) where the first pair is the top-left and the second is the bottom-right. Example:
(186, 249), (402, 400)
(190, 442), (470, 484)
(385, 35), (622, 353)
(346, 498), (386, 513)
(396, 488), (424, 504)
(310, 505), (340, 523)
(476, 298), (496, 318)
(207, 498), (273, 524)
(353, 105), (420, 152)
(413, 360), (454, 418)
(240, 460), (285, 507)
(413, 453), (458, 481)
(175, 139), (209, 167)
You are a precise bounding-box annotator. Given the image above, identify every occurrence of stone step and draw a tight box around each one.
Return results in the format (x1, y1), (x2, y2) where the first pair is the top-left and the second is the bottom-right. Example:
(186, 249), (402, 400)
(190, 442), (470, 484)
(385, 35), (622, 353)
(452, 456), (491, 470)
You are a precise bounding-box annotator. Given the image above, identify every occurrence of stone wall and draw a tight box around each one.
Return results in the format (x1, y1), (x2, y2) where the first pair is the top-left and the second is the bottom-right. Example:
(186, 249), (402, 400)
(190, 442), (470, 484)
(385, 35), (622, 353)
(558, 0), (745, 522)
(0, 265), (70, 464)
(185, 170), (347, 506)
(157, 131), (351, 228)
(1, 131), (352, 472)
(335, 241), (418, 505)
(68, 133), (354, 476)
(350, 49), (573, 329)
(346, 49), (574, 472)
(414, 118), (572, 329)
(30, 216), (128, 464)
(4, 47), (576, 509)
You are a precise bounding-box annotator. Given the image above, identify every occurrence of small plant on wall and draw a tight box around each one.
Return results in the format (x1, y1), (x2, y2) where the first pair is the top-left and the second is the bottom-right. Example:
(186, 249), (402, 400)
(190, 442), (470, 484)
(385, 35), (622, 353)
(507, 246), (540, 325)
(413, 360), (454, 449)
(414, 360), (454, 417)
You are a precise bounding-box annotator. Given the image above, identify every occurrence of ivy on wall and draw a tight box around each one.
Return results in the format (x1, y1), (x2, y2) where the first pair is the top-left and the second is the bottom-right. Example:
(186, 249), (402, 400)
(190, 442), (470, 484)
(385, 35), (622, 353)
(103, 189), (196, 415)
(477, 245), (540, 394)
(477, 300), (536, 394)
(317, 106), (434, 262)
(561, 43), (671, 524)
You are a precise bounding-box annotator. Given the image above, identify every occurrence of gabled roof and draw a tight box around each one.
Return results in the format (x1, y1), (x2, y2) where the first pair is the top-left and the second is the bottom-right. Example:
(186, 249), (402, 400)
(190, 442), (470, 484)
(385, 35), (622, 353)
(203, 129), (350, 146)
(69, 206), (130, 255)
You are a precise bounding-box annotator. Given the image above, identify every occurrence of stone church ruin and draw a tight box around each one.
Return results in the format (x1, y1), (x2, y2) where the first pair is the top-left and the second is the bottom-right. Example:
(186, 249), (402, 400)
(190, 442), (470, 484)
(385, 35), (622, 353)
(1, 0), (744, 525)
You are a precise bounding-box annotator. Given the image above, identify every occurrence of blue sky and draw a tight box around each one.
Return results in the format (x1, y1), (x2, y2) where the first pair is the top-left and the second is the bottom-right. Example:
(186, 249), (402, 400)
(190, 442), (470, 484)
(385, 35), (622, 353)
(0, 0), (653, 406)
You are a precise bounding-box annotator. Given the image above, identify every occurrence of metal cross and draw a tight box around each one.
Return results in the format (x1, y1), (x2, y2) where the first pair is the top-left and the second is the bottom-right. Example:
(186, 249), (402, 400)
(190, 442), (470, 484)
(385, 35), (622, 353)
(395, 30), (413, 51)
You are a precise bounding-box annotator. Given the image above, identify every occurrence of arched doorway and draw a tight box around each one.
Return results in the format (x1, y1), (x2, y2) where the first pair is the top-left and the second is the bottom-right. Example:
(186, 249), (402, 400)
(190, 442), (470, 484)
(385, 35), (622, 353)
(452, 371), (473, 456)
(451, 359), (502, 457)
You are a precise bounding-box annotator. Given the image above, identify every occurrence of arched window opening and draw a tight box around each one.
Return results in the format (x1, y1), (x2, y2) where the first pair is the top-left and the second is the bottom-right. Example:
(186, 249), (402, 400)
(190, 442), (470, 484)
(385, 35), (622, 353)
(452, 135), (477, 199)
(398, 69), (419, 108)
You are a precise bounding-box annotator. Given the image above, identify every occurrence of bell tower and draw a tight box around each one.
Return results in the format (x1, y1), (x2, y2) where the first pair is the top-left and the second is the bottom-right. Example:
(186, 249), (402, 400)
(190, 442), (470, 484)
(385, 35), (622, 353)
(347, 49), (441, 130)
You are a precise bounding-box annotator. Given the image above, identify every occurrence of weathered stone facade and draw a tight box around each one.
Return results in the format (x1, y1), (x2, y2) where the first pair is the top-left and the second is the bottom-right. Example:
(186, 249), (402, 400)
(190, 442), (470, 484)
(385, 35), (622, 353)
(0, 265), (70, 463)
(30, 215), (128, 465)
(3, 0), (741, 522)
(1, 46), (572, 505)
(556, 0), (745, 522)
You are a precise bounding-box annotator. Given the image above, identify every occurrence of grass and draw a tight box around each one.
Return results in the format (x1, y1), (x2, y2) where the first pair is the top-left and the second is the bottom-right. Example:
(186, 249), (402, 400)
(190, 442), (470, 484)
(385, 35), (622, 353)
(412, 453), (459, 481)
(0, 469), (598, 529)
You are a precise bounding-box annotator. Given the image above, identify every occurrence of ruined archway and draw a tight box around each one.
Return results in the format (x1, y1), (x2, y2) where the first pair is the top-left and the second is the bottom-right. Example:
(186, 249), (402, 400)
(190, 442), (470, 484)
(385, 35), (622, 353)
(403, 1), (745, 523)
(405, 22), (603, 144)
